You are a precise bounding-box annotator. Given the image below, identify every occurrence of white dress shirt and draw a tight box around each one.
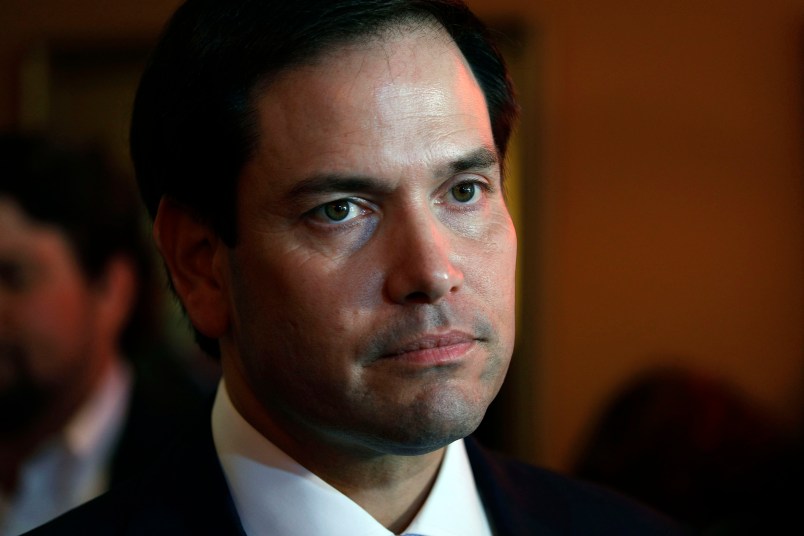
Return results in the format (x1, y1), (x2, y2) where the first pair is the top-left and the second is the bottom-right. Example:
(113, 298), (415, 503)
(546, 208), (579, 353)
(212, 381), (493, 536)
(0, 359), (132, 536)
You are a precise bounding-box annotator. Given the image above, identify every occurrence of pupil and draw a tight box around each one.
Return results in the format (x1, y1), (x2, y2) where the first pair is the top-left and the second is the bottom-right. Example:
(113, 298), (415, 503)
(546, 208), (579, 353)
(454, 183), (475, 202)
(325, 201), (350, 221)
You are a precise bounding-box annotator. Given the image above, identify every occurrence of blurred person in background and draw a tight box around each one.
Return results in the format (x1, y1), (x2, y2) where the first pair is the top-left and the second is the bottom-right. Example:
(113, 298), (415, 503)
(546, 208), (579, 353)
(572, 366), (801, 535)
(0, 134), (206, 535)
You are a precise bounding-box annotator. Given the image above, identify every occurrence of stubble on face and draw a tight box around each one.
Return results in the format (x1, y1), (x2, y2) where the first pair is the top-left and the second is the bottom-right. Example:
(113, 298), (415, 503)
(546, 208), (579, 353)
(0, 345), (49, 440)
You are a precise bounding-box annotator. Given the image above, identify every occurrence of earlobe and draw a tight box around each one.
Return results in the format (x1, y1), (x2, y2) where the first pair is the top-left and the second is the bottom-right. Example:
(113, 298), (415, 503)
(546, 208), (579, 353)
(153, 197), (230, 339)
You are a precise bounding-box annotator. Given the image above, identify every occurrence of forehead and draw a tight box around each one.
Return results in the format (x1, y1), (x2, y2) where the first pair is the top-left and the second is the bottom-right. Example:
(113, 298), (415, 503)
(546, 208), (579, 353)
(244, 27), (494, 182)
(0, 198), (42, 239)
(0, 198), (73, 259)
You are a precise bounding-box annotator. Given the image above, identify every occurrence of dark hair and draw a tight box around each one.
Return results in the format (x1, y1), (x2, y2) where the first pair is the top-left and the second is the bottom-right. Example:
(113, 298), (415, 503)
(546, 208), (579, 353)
(131, 0), (518, 356)
(0, 133), (157, 355)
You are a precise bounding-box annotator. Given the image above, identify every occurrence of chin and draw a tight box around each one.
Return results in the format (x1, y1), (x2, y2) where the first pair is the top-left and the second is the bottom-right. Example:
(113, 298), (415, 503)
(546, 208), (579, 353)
(353, 394), (490, 456)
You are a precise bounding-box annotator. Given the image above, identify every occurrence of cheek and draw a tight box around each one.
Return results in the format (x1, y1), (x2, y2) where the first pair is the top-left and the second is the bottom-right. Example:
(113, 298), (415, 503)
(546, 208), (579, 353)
(231, 259), (374, 411)
(465, 217), (517, 299)
(9, 287), (93, 379)
(286, 244), (385, 312)
(14, 287), (83, 341)
(234, 249), (378, 359)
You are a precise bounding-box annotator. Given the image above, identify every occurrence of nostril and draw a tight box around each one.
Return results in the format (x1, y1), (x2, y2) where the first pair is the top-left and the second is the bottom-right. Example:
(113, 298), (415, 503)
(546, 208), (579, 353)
(404, 291), (432, 304)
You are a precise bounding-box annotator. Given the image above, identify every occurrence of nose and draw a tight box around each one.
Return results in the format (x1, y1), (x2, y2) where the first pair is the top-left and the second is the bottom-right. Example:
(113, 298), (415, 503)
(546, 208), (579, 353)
(384, 211), (464, 304)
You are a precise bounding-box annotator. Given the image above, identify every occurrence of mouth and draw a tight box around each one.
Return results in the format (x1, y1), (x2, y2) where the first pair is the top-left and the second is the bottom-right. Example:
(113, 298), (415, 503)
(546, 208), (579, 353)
(380, 331), (480, 366)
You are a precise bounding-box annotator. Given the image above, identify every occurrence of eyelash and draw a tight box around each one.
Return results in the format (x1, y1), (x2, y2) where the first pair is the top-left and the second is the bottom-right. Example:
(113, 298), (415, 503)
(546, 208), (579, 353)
(447, 178), (492, 205)
(307, 198), (372, 227)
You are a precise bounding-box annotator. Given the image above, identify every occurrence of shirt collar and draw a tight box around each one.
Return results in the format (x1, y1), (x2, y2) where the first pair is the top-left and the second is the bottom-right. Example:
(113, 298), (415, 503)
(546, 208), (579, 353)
(0, 358), (133, 536)
(62, 357), (132, 458)
(212, 380), (492, 536)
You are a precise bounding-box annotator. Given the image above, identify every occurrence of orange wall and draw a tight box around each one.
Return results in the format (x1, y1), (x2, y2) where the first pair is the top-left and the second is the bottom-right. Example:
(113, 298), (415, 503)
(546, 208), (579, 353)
(1, 0), (802, 472)
(469, 0), (804, 470)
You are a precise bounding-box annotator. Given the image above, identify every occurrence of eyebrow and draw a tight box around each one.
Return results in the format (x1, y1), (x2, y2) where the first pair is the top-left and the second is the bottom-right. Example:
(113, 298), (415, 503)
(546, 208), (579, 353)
(438, 146), (499, 177)
(286, 146), (500, 201)
(286, 174), (394, 201)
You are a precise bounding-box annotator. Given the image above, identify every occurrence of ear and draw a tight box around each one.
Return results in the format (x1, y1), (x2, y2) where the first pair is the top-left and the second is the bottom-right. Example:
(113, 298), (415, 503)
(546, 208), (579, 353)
(94, 255), (138, 344)
(153, 197), (230, 339)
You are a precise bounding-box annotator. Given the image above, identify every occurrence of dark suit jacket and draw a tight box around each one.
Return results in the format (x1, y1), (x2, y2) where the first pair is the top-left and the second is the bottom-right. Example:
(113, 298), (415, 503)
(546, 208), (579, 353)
(109, 350), (209, 487)
(27, 401), (688, 536)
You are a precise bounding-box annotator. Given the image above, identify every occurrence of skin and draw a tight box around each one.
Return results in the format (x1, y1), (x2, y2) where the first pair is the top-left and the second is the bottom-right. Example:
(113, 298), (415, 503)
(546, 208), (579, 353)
(156, 26), (516, 531)
(0, 198), (134, 493)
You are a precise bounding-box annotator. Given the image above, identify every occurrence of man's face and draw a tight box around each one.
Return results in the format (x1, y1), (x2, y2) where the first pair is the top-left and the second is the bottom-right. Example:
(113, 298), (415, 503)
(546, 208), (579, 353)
(0, 199), (102, 437)
(219, 28), (517, 455)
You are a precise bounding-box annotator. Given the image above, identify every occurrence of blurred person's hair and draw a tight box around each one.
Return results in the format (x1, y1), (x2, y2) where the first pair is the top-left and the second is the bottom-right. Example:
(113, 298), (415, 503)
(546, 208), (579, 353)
(573, 366), (797, 531)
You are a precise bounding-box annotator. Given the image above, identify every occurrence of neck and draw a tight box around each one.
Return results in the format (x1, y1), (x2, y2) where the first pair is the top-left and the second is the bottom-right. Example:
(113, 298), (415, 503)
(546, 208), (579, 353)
(224, 367), (445, 533)
(306, 444), (444, 532)
(339, 454), (442, 533)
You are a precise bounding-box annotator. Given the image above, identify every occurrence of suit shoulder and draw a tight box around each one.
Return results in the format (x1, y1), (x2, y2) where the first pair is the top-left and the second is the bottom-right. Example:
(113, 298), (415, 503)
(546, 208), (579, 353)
(22, 489), (127, 535)
(24, 409), (242, 536)
(465, 438), (692, 535)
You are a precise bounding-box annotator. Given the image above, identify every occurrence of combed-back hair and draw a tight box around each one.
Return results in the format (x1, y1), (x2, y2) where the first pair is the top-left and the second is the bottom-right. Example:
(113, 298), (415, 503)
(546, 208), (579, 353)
(130, 0), (518, 356)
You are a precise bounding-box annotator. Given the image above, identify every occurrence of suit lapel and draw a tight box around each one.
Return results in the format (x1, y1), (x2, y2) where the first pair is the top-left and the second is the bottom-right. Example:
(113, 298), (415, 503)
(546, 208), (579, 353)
(465, 437), (567, 536)
(123, 406), (246, 535)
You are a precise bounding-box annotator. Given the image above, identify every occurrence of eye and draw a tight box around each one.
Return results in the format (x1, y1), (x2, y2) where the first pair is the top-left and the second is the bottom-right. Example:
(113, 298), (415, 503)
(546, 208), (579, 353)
(450, 181), (482, 204)
(312, 198), (363, 224)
